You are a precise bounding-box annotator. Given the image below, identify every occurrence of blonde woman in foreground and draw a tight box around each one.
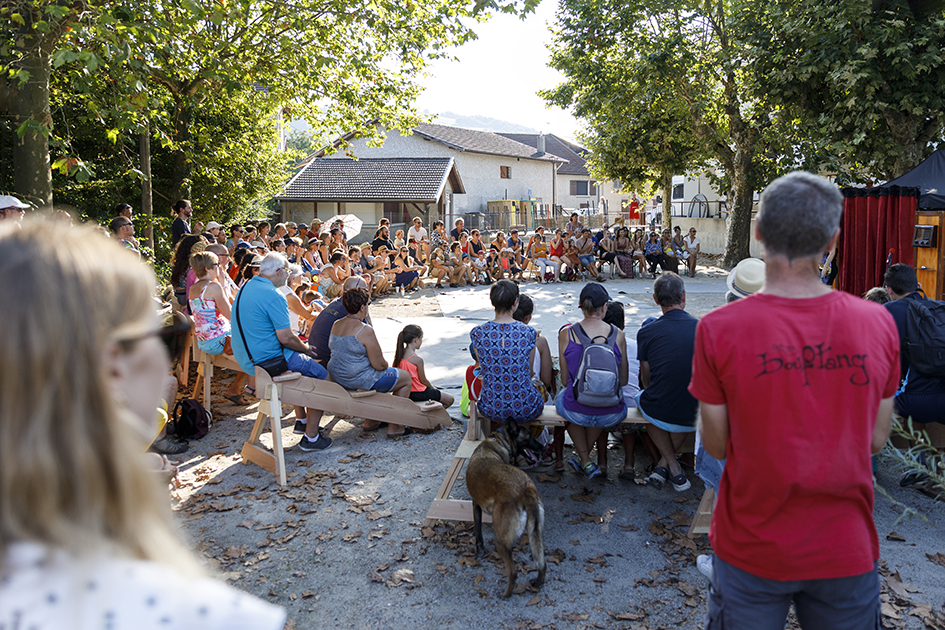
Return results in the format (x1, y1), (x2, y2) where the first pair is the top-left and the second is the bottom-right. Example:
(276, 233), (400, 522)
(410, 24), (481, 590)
(0, 220), (285, 629)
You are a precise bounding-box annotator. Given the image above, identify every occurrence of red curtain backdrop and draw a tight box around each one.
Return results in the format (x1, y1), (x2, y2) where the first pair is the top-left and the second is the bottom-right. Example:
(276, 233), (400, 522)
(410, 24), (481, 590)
(838, 187), (918, 297)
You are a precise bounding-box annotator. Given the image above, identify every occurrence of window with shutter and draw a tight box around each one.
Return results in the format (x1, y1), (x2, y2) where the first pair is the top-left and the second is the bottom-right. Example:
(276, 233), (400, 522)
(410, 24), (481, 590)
(500, 166), (511, 179)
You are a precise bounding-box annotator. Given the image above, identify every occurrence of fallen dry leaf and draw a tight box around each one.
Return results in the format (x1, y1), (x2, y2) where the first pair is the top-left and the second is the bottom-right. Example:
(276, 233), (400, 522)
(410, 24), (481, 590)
(368, 528), (387, 540)
(886, 531), (907, 542)
(526, 594), (541, 606)
(536, 473), (559, 483)
(926, 552), (945, 569)
(342, 531), (362, 543)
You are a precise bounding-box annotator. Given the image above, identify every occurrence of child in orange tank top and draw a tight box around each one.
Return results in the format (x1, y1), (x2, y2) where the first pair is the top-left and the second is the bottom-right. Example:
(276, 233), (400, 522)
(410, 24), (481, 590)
(393, 325), (455, 408)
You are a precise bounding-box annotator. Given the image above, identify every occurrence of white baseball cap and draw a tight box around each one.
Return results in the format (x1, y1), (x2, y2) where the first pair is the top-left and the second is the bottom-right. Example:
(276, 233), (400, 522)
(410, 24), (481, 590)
(0, 195), (30, 210)
(206, 221), (222, 230)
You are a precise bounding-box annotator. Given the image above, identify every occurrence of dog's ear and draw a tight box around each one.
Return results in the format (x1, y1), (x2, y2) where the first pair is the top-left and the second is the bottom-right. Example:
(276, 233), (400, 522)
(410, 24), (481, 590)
(504, 417), (519, 438)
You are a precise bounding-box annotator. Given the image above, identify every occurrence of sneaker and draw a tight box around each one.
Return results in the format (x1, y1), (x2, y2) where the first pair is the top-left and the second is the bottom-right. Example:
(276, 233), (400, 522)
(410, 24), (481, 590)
(149, 435), (189, 455)
(670, 471), (691, 492)
(298, 434), (333, 452)
(583, 461), (602, 479)
(646, 465), (669, 489)
(696, 554), (714, 581)
(900, 470), (931, 489)
(567, 458), (583, 475)
(293, 419), (307, 435)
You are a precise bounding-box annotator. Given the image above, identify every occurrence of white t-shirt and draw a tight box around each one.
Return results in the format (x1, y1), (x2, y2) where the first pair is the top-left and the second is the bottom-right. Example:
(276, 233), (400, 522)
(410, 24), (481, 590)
(408, 226), (428, 242)
(277, 285), (301, 334)
(624, 338), (640, 406)
(0, 542), (285, 630)
(683, 235), (700, 252)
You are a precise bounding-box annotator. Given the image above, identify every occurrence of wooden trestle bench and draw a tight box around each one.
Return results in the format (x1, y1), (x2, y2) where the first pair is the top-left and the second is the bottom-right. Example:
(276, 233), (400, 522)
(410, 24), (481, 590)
(423, 401), (714, 538)
(240, 368), (453, 485)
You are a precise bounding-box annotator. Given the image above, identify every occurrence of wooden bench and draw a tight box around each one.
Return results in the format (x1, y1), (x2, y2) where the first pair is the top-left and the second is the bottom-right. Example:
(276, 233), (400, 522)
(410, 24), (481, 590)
(191, 341), (247, 418)
(424, 401), (711, 538)
(241, 367), (453, 485)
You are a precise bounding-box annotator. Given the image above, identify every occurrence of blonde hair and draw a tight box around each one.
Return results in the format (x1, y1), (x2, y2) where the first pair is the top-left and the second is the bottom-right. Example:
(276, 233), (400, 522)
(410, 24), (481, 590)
(190, 250), (219, 278)
(0, 219), (200, 573)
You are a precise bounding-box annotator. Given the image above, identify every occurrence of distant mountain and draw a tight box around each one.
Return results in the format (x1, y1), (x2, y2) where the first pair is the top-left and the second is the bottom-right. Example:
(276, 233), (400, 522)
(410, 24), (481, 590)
(423, 111), (539, 134)
(287, 111), (540, 136)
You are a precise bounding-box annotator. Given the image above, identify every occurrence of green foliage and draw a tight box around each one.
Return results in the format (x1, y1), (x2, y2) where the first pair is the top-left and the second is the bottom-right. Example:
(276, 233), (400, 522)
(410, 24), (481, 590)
(737, 0), (945, 181)
(878, 417), (945, 524)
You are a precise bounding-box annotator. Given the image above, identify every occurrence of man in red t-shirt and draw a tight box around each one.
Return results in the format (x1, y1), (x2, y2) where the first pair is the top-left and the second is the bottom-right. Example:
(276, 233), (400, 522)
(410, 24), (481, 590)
(689, 171), (899, 629)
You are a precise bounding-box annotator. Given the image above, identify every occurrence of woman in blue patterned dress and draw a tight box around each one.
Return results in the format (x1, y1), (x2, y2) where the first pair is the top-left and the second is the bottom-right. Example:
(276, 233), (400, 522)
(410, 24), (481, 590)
(469, 280), (544, 435)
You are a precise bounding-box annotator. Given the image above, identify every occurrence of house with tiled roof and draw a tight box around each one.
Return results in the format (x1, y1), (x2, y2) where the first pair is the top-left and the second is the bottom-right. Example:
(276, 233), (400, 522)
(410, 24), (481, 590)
(497, 133), (611, 213)
(277, 157), (464, 240)
(308, 123), (568, 228)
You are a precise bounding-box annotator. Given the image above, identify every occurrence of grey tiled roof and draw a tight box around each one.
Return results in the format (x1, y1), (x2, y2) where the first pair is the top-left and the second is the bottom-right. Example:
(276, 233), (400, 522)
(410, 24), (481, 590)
(280, 158), (462, 201)
(414, 123), (566, 163)
(498, 133), (589, 175)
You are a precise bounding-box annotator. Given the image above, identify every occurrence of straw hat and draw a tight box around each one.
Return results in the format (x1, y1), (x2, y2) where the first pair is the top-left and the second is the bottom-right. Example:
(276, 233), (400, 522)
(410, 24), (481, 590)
(726, 258), (766, 299)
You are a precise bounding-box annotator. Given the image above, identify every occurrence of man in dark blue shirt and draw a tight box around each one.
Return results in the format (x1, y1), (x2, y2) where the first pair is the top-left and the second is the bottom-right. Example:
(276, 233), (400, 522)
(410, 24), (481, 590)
(883, 264), (945, 426)
(636, 272), (699, 491)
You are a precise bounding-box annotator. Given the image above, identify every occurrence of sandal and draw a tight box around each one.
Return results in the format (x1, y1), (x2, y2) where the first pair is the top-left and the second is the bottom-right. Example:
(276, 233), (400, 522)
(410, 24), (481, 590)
(386, 427), (414, 440)
(617, 468), (637, 481)
(243, 386), (256, 398)
(225, 394), (251, 406)
(362, 420), (389, 432)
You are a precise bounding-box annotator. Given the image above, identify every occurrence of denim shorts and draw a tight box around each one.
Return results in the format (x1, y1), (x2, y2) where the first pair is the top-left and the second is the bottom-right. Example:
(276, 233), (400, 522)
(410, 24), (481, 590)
(372, 367), (400, 393)
(635, 390), (696, 433)
(197, 335), (226, 355)
(579, 254), (595, 266)
(286, 351), (328, 380)
(554, 390), (627, 428)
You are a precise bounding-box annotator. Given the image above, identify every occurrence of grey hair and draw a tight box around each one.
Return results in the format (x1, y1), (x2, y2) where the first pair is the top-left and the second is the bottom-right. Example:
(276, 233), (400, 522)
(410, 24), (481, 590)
(258, 252), (288, 277)
(341, 275), (367, 292)
(287, 263), (303, 280)
(757, 171), (842, 261)
(653, 272), (685, 307)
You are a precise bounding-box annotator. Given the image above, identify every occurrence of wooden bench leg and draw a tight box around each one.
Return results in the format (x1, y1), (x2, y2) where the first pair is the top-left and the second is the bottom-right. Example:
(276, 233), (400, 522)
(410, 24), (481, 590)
(687, 486), (715, 538)
(239, 382), (287, 486)
(423, 401), (493, 527)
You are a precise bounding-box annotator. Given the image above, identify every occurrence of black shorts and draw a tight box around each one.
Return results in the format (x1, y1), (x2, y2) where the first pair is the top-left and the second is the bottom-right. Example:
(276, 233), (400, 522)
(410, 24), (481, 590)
(409, 388), (441, 402)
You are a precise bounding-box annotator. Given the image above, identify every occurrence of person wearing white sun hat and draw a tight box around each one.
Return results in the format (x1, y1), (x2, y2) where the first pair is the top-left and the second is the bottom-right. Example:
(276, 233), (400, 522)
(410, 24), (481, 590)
(0, 195), (30, 222)
(725, 257), (766, 302)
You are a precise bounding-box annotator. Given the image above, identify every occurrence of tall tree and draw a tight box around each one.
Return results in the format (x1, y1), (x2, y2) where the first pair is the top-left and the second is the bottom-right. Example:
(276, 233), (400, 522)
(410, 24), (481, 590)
(740, 0), (945, 181)
(545, 0), (779, 265)
(543, 2), (706, 230)
(1, 0), (539, 208)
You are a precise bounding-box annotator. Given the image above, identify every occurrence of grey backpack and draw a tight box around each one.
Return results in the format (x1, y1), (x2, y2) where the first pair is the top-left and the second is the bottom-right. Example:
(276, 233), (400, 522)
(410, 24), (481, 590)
(571, 323), (621, 407)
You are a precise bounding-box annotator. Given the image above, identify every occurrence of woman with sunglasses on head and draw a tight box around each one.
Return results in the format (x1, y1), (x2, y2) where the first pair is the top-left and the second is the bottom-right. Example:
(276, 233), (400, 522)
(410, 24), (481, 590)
(0, 220), (285, 629)
(188, 251), (250, 405)
(393, 246), (424, 291)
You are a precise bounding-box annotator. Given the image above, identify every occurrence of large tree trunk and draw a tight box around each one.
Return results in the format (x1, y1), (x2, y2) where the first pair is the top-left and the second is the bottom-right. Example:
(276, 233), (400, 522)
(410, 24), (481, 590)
(885, 111), (942, 179)
(723, 146), (754, 267)
(169, 101), (195, 203)
(12, 48), (53, 209)
(660, 170), (673, 232)
(140, 121), (154, 252)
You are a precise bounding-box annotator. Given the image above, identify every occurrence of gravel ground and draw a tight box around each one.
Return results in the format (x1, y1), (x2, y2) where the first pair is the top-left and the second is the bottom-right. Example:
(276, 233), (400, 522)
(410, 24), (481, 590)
(169, 261), (945, 630)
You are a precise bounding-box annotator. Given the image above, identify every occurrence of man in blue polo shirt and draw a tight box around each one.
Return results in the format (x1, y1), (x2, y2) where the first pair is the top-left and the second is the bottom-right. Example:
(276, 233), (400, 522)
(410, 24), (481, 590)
(636, 272), (699, 491)
(232, 252), (332, 452)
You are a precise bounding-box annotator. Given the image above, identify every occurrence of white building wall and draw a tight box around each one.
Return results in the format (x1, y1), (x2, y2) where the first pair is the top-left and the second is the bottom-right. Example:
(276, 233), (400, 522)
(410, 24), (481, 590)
(329, 130), (556, 216)
(557, 175), (600, 211)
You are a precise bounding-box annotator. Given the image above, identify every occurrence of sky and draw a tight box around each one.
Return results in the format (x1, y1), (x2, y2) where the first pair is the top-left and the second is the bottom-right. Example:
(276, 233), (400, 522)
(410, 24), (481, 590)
(414, 0), (582, 142)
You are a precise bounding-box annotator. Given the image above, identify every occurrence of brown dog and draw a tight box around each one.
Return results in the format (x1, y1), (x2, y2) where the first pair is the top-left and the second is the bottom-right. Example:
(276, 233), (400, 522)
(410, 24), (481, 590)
(465, 418), (547, 598)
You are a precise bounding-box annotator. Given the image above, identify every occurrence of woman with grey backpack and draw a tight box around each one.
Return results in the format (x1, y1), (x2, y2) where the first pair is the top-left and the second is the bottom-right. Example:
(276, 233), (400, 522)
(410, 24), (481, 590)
(555, 283), (629, 479)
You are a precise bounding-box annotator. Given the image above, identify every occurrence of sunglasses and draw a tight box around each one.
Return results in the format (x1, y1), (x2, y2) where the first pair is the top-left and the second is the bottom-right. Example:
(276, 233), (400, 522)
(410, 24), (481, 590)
(119, 311), (192, 364)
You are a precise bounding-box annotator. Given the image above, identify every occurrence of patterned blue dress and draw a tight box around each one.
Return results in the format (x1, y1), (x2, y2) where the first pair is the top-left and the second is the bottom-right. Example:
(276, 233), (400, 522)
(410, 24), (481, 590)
(469, 321), (544, 424)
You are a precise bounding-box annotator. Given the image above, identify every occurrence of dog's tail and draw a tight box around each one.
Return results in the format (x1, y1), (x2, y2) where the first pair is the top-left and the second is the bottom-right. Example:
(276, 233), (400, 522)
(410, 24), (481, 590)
(526, 500), (546, 583)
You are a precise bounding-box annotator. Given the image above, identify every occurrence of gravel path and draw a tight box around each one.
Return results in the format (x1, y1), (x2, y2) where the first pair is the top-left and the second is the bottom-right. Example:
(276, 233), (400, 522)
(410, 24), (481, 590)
(170, 264), (945, 630)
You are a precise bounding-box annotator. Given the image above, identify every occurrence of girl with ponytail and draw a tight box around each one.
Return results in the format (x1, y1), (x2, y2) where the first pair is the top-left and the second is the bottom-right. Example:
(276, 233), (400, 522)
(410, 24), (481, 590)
(394, 325), (455, 408)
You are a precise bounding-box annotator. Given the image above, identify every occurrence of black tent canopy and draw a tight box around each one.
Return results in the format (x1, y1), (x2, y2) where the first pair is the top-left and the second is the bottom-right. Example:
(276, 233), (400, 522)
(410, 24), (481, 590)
(880, 148), (945, 209)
